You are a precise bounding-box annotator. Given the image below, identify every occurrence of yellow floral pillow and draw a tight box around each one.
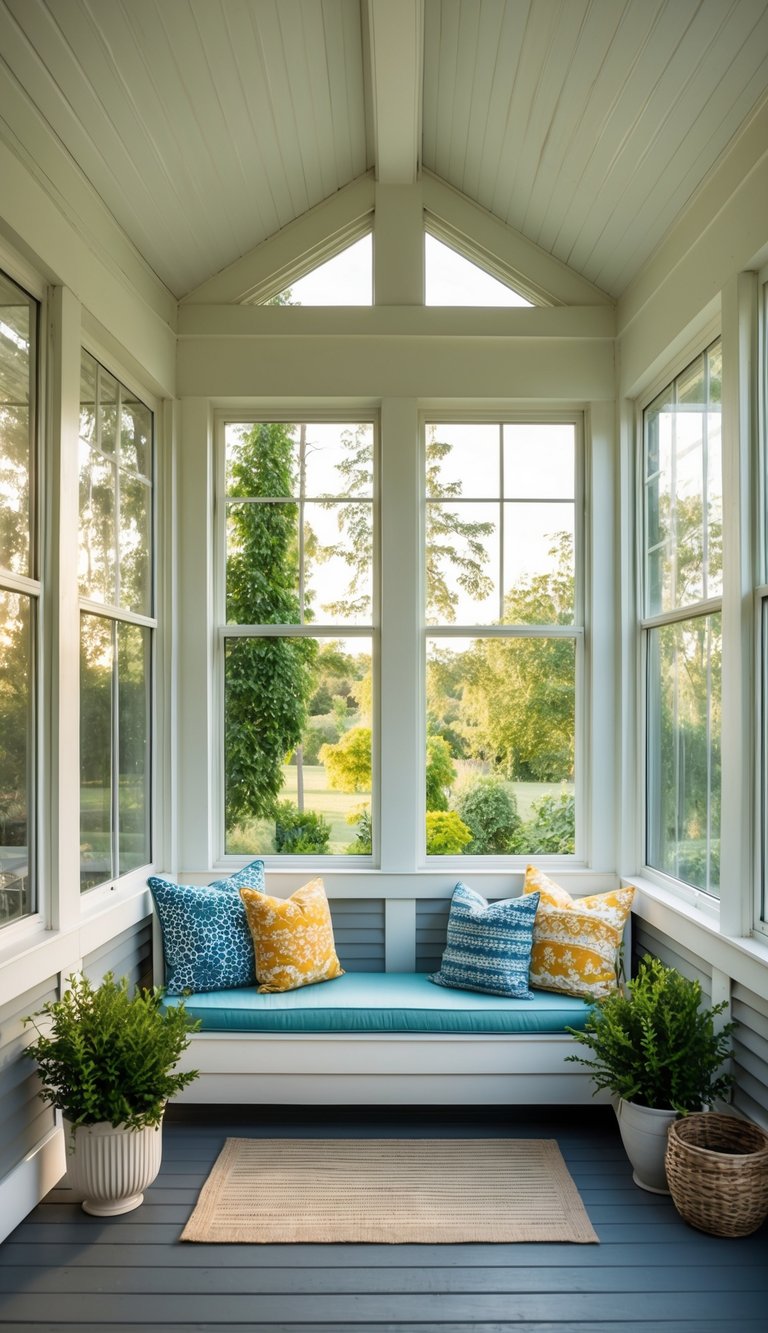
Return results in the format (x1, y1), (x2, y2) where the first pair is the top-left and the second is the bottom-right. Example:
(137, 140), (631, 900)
(523, 865), (635, 1000)
(240, 877), (344, 994)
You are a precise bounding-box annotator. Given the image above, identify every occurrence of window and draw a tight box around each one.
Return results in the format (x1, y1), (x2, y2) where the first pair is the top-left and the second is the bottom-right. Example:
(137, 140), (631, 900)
(425, 235), (532, 307)
(643, 341), (722, 896)
(221, 420), (375, 857)
(267, 236), (372, 307)
(79, 350), (153, 891)
(425, 420), (579, 857)
(0, 270), (37, 926)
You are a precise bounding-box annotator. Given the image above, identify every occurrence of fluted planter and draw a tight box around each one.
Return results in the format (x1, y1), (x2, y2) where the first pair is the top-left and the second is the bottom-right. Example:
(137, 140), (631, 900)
(65, 1118), (163, 1216)
(616, 1099), (677, 1194)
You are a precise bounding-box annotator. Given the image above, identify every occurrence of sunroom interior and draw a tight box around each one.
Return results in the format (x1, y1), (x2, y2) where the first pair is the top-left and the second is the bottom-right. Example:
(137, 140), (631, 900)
(2, 0), (768, 1325)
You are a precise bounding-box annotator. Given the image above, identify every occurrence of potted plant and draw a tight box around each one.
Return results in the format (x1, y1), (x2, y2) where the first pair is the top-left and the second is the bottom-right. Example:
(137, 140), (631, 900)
(567, 955), (733, 1193)
(24, 972), (199, 1216)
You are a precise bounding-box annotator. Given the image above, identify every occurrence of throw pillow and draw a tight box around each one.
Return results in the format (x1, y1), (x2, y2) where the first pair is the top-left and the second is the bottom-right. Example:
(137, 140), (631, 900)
(523, 864), (635, 1000)
(429, 881), (540, 999)
(240, 877), (344, 994)
(148, 859), (265, 996)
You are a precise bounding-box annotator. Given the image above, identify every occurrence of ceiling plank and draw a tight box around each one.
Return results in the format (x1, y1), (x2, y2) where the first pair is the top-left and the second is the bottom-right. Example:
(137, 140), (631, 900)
(365, 0), (424, 184)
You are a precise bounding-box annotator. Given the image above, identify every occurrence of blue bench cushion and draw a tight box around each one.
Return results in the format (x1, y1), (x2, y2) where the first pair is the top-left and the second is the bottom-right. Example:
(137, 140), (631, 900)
(162, 972), (591, 1034)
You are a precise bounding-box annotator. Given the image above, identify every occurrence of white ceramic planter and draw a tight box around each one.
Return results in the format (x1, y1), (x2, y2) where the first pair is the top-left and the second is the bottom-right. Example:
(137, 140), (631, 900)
(616, 1098), (676, 1194)
(64, 1119), (163, 1216)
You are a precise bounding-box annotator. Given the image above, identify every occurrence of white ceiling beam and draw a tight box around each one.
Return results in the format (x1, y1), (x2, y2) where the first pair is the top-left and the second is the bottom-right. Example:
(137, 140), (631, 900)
(365, 0), (424, 185)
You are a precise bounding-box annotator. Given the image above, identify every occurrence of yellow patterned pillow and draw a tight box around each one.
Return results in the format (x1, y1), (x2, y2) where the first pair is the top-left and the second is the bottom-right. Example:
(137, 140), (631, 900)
(239, 877), (344, 994)
(523, 865), (635, 1000)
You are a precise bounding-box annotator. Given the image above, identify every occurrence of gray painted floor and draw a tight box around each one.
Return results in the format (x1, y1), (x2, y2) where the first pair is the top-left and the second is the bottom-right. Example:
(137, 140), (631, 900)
(0, 1106), (766, 1331)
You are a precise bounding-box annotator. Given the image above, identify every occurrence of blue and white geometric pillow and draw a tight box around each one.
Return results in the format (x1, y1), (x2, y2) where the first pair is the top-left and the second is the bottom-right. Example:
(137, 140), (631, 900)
(429, 881), (540, 999)
(148, 860), (265, 996)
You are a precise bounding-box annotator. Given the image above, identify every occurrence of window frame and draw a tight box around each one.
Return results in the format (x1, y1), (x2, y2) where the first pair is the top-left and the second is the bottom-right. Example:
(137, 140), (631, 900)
(213, 409), (380, 868)
(756, 270), (768, 940)
(419, 409), (586, 868)
(636, 333), (724, 911)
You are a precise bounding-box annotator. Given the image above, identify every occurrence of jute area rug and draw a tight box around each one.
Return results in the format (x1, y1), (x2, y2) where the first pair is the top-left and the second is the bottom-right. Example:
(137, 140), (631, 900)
(181, 1138), (598, 1244)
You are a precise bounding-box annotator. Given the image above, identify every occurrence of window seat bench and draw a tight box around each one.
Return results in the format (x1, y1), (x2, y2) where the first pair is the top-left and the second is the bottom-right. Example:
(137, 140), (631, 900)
(162, 972), (604, 1107)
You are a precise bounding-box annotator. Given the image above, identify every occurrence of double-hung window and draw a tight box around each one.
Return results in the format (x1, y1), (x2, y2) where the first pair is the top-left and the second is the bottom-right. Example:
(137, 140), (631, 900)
(78, 351), (154, 891)
(221, 420), (375, 859)
(642, 341), (722, 896)
(424, 419), (581, 858)
(0, 270), (38, 925)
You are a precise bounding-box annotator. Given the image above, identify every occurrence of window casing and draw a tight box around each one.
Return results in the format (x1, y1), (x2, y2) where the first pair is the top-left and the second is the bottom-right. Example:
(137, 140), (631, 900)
(78, 350), (154, 892)
(758, 276), (768, 935)
(0, 269), (38, 927)
(642, 340), (722, 898)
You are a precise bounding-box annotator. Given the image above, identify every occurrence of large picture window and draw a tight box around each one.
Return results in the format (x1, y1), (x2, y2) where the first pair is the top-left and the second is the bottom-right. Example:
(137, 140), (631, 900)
(79, 350), (153, 891)
(222, 421), (375, 858)
(0, 270), (37, 926)
(424, 420), (580, 857)
(643, 341), (722, 896)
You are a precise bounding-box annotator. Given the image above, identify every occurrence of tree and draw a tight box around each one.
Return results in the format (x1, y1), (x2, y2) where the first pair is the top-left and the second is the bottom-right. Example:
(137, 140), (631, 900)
(225, 423), (317, 829)
(319, 726), (372, 793)
(425, 735), (456, 811)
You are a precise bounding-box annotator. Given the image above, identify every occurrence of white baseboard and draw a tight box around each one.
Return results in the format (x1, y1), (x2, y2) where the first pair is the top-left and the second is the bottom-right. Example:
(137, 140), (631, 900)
(0, 1125), (66, 1244)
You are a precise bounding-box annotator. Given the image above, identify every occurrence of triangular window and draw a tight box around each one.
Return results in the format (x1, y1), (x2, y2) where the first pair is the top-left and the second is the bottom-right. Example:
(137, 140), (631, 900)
(267, 235), (372, 306)
(425, 234), (532, 307)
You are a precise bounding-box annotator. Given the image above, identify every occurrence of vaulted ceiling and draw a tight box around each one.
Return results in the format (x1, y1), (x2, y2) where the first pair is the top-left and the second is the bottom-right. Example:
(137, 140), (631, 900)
(1, 0), (768, 301)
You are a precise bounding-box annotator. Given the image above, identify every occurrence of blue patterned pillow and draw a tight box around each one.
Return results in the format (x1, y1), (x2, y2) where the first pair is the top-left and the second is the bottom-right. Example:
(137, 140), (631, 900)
(429, 882), (540, 999)
(148, 861), (265, 995)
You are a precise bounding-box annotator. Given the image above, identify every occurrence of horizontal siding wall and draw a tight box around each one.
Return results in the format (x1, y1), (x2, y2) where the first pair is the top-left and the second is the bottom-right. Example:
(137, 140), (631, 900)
(732, 983), (768, 1129)
(0, 976), (58, 1183)
(82, 919), (153, 992)
(632, 920), (712, 1001)
(328, 899), (385, 972)
(416, 899), (451, 974)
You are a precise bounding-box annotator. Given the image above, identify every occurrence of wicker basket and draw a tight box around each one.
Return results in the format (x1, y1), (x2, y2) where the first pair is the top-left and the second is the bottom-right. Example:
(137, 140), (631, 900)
(665, 1112), (768, 1237)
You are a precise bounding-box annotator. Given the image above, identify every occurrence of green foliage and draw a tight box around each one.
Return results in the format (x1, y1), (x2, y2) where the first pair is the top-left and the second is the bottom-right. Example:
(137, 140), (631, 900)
(273, 801), (331, 854)
(514, 792), (575, 854)
(345, 804), (372, 854)
(320, 726), (372, 793)
(425, 432), (494, 621)
(566, 955), (734, 1113)
(225, 422), (318, 828)
(425, 735), (457, 811)
(300, 714), (341, 765)
(453, 776), (520, 854)
(23, 973), (199, 1130)
(426, 810), (472, 855)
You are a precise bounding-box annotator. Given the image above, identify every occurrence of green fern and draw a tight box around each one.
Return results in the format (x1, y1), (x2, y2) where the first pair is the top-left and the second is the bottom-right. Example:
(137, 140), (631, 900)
(566, 955), (734, 1114)
(23, 972), (200, 1130)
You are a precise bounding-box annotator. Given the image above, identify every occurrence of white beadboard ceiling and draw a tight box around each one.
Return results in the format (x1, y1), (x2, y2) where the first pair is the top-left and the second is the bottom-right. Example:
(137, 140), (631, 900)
(0, 0), (767, 299)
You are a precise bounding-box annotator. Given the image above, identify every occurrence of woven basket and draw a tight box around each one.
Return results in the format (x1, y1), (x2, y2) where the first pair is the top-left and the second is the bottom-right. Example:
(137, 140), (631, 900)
(665, 1112), (768, 1237)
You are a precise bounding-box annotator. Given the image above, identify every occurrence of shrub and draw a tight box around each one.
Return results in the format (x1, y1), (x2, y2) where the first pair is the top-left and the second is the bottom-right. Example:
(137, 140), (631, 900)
(23, 972), (199, 1130)
(425, 735), (457, 811)
(567, 955), (734, 1113)
(426, 810), (472, 855)
(273, 801), (331, 853)
(517, 792), (575, 854)
(346, 804), (372, 854)
(453, 776), (519, 854)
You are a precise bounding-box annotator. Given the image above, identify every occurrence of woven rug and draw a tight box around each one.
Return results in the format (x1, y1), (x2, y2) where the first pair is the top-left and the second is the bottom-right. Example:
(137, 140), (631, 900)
(181, 1138), (598, 1244)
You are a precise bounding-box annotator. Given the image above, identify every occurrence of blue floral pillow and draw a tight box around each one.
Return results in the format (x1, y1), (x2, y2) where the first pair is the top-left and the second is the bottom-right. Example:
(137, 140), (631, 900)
(148, 860), (265, 995)
(429, 881), (540, 999)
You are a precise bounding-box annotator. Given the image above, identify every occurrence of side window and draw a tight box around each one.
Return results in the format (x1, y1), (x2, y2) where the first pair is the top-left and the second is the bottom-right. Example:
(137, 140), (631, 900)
(79, 351), (153, 890)
(643, 341), (722, 896)
(221, 421), (375, 858)
(424, 420), (580, 857)
(0, 270), (38, 925)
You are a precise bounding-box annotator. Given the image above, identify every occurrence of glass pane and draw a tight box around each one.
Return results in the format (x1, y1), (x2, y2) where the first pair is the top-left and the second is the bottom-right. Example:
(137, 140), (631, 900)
(79, 442), (117, 604)
(226, 421), (298, 498)
(426, 501), (499, 624)
(426, 637), (576, 855)
(503, 424), (575, 498)
(425, 235), (532, 307)
(503, 503), (575, 623)
(121, 395), (152, 477)
(226, 500), (301, 624)
(119, 473), (152, 614)
(80, 614), (114, 892)
(304, 501), (372, 623)
(0, 590), (33, 925)
(0, 272), (35, 578)
(272, 234), (372, 307)
(80, 350), (97, 445)
(646, 615), (721, 896)
(224, 635), (373, 856)
(302, 422), (373, 498)
(117, 622), (150, 875)
(98, 365), (118, 455)
(426, 423), (499, 498)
